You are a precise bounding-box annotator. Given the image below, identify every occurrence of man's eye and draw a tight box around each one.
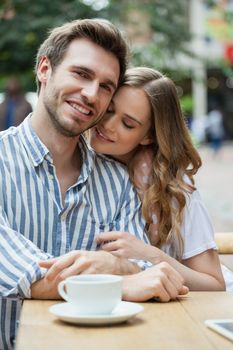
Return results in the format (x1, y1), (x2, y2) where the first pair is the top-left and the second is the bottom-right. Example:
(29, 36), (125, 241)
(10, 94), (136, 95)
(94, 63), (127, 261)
(76, 71), (88, 79)
(100, 84), (112, 93)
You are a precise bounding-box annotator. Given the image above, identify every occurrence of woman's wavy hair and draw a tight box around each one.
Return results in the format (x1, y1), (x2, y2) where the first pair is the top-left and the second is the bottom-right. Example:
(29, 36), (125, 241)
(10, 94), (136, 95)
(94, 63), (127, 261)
(124, 67), (202, 258)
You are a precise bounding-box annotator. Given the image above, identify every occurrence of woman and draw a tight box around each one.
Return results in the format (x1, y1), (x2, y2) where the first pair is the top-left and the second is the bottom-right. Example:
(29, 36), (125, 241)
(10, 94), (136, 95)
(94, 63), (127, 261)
(89, 67), (225, 291)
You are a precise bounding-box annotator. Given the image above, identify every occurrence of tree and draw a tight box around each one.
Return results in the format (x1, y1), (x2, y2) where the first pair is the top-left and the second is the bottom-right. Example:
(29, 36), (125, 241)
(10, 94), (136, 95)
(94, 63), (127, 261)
(0, 0), (191, 90)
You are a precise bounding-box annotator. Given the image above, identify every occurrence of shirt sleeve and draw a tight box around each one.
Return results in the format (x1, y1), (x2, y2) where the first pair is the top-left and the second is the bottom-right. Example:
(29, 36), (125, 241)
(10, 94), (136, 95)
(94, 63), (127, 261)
(179, 190), (217, 260)
(0, 206), (52, 298)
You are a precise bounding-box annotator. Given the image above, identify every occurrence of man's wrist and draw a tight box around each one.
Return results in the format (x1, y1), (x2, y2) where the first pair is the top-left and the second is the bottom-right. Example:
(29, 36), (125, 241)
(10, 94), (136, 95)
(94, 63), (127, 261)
(116, 257), (141, 275)
(31, 278), (60, 299)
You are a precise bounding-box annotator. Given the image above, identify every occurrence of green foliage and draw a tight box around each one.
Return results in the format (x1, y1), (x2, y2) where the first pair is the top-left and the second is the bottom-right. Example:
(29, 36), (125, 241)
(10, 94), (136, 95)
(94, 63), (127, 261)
(0, 0), (191, 90)
(0, 0), (97, 90)
(180, 94), (193, 114)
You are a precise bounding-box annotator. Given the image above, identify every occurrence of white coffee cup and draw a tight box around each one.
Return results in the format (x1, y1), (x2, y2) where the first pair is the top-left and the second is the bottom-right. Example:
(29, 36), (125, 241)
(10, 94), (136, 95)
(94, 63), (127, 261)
(58, 274), (122, 315)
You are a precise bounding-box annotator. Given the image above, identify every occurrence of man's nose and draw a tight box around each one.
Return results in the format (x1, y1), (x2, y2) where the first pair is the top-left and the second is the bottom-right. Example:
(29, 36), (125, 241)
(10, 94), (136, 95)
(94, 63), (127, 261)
(81, 81), (99, 104)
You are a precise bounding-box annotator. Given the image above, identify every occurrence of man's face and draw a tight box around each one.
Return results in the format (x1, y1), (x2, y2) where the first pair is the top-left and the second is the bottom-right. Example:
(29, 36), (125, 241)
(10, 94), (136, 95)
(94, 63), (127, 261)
(38, 38), (120, 137)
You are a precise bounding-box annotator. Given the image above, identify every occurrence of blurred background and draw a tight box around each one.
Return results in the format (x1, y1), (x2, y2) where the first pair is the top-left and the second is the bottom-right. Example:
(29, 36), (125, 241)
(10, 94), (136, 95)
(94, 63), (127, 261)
(0, 0), (233, 231)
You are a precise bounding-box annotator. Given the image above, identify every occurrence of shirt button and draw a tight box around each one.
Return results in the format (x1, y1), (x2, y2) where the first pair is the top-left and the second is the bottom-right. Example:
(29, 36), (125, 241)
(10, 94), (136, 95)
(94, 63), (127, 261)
(60, 213), (66, 221)
(49, 174), (54, 180)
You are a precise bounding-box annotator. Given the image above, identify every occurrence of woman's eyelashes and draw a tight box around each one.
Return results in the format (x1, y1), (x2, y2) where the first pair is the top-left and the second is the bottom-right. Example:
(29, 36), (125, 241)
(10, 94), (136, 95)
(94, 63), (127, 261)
(122, 120), (135, 129)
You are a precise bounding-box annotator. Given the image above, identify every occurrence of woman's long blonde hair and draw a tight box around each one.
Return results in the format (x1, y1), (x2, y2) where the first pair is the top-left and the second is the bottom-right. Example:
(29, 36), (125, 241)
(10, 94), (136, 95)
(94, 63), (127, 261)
(125, 67), (202, 258)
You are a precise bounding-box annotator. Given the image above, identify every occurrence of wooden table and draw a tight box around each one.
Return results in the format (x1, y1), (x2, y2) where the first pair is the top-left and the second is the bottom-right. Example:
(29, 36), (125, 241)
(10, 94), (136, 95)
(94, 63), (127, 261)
(15, 292), (233, 350)
(220, 254), (233, 272)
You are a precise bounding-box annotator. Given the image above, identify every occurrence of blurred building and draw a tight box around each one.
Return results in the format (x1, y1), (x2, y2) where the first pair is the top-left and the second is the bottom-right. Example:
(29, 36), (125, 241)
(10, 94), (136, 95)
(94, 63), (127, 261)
(190, 0), (233, 139)
(167, 0), (233, 139)
(125, 0), (233, 139)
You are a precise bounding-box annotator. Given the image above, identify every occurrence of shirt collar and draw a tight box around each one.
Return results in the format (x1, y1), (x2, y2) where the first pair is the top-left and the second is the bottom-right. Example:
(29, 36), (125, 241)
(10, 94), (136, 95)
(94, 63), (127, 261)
(19, 115), (95, 175)
(19, 115), (50, 167)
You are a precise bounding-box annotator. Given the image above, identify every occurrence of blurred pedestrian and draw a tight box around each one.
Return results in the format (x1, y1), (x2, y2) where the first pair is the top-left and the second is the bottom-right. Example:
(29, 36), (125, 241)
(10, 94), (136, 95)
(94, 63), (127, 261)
(190, 114), (208, 146)
(0, 77), (32, 131)
(206, 108), (224, 156)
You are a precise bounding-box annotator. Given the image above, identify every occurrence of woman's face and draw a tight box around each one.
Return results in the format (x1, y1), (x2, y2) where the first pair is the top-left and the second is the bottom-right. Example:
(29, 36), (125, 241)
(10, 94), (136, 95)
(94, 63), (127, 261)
(89, 86), (152, 163)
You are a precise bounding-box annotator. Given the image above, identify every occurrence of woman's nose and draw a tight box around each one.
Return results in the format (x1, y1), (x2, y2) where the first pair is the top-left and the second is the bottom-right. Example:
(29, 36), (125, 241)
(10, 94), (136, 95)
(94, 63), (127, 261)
(101, 114), (117, 132)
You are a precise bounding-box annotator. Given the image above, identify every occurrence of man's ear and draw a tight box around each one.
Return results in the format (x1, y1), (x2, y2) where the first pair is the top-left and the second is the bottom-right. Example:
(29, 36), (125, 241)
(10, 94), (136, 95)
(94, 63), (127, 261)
(37, 56), (51, 84)
(140, 134), (154, 146)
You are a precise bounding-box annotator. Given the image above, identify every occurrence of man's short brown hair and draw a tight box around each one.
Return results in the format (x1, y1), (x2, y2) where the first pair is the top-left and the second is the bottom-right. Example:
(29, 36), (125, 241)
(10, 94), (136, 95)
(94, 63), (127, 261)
(35, 18), (129, 91)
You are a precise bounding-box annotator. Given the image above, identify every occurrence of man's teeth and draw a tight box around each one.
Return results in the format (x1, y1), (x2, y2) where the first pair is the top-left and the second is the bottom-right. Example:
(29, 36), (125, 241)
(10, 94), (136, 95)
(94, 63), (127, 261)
(70, 103), (90, 115)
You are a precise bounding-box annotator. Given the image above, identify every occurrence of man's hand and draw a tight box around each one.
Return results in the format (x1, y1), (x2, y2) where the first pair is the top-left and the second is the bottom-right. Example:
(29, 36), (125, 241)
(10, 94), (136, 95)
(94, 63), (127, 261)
(122, 262), (189, 302)
(39, 250), (140, 282)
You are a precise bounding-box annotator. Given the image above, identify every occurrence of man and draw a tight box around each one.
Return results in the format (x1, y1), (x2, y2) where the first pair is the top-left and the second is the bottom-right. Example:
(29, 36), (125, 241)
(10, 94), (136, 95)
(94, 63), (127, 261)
(0, 18), (187, 301)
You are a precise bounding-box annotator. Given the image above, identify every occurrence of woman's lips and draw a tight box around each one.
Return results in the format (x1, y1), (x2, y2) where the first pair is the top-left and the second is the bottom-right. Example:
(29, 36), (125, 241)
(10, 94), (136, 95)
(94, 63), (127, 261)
(95, 126), (114, 142)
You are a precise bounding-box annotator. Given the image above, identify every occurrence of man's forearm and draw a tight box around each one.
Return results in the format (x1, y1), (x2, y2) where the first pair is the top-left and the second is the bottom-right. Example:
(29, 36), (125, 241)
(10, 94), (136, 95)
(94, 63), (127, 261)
(31, 259), (139, 300)
(0, 206), (54, 298)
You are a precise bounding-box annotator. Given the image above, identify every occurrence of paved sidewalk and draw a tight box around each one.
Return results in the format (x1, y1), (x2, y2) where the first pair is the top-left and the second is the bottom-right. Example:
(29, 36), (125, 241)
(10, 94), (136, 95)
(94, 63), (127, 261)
(195, 141), (233, 232)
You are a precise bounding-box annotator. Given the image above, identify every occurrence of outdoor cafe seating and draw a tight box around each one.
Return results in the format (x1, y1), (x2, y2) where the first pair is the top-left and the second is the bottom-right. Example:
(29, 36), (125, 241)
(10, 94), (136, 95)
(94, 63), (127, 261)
(12, 232), (233, 350)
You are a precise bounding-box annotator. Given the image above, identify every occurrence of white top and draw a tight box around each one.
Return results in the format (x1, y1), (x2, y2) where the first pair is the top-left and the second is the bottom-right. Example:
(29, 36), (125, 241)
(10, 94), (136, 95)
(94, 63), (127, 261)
(161, 189), (217, 260)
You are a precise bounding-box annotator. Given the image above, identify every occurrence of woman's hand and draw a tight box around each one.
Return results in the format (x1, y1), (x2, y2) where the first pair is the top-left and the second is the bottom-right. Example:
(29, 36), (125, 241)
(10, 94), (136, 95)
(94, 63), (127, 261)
(122, 262), (189, 302)
(96, 231), (151, 260)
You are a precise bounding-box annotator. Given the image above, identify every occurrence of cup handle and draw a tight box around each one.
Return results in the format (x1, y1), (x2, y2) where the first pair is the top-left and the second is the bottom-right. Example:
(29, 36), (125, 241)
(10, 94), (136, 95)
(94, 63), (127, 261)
(58, 281), (68, 301)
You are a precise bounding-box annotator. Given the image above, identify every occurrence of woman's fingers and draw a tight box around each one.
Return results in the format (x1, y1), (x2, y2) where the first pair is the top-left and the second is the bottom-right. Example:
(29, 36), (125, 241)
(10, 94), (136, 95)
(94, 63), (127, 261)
(39, 257), (59, 268)
(100, 240), (119, 252)
(97, 232), (117, 244)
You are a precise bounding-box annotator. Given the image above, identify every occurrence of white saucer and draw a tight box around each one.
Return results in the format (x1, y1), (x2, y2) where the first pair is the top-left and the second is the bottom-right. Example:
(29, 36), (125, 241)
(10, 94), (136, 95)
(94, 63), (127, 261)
(49, 301), (144, 325)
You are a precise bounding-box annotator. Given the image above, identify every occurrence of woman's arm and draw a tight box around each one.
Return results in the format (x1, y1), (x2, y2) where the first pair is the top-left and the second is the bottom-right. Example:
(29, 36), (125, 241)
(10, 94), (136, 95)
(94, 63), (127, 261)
(97, 231), (225, 291)
(146, 244), (225, 291)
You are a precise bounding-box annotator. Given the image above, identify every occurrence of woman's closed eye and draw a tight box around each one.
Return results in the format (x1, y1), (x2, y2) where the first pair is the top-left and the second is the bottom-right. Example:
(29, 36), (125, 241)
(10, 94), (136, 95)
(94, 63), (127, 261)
(123, 121), (135, 129)
(122, 117), (139, 129)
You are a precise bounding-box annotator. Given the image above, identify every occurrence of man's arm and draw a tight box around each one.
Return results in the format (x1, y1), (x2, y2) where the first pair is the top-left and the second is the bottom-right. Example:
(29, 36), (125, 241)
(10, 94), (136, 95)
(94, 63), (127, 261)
(32, 250), (140, 299)
(0, 206), (51, 298)
(34, 260), (189, 302)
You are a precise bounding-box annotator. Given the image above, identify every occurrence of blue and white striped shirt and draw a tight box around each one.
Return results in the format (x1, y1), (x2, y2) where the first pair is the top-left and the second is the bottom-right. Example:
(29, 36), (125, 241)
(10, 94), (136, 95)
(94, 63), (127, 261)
(0, 116), (147, 299)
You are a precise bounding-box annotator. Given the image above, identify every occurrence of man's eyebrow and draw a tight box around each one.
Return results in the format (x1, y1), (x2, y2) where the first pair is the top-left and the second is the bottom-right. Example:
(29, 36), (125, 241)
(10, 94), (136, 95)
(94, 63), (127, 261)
(71, 66), (117, 91)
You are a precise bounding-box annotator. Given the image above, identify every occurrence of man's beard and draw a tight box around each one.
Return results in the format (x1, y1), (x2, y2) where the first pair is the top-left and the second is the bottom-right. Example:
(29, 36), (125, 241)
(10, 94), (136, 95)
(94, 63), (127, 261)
(43, 87), (106, 137)
(44, 91), (79, 138)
